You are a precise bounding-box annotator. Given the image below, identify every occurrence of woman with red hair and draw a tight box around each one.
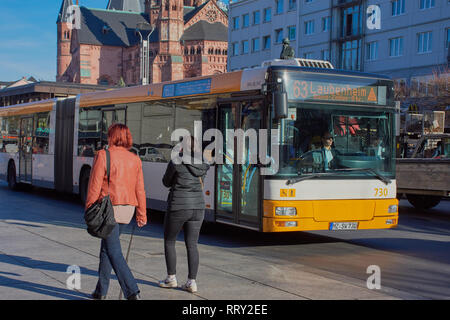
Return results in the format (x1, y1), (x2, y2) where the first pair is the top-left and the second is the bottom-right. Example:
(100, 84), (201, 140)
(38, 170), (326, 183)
(86, 123), (147, 300)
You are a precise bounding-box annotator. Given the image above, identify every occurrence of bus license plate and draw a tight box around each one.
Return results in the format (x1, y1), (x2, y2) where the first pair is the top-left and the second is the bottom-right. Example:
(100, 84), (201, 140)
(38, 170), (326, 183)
(330, 222), (358, 231)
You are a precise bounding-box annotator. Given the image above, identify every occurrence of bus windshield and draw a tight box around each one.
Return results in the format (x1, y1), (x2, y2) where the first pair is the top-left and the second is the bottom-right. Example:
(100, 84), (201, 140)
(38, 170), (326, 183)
(270, 103), (395, 180)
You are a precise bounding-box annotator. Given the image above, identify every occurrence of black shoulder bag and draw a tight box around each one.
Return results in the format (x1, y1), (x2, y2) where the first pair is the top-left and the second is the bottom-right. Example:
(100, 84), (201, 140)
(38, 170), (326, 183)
(84, 149), (116, 239)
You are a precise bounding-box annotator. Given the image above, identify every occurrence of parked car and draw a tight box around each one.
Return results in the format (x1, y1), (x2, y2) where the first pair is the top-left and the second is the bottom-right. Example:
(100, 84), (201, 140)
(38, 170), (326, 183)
(138, 146), (165, 162)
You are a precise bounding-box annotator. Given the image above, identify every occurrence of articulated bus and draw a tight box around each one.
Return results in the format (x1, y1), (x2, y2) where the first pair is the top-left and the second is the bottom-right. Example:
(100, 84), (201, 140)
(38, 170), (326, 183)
(0, 59), (398, 232)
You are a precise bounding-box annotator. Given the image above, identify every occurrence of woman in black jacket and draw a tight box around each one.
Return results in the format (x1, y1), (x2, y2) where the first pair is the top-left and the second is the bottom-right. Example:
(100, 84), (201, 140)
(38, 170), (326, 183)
(159, 139), (210, 293)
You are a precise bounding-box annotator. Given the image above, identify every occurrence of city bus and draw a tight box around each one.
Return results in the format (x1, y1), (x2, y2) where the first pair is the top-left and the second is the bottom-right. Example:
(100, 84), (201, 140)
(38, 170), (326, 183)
(0, 59), (398, 232)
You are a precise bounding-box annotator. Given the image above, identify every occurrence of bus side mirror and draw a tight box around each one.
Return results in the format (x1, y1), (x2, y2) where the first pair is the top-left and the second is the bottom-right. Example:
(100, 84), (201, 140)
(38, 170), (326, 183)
(273, 91), (288, 119)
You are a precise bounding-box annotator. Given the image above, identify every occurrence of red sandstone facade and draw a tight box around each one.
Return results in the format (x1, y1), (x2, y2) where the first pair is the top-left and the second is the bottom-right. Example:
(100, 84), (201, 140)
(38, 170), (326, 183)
(56, 0), (228, 86)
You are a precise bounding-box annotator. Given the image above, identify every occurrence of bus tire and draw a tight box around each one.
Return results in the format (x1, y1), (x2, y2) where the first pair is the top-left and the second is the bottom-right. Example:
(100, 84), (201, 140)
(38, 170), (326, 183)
(79, 167), (91, 205)
(7, 162), (18, 191)
(406, 194), (441, 210)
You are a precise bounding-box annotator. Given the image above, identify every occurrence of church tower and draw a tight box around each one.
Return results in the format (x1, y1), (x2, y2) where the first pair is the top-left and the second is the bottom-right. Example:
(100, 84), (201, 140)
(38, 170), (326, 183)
(157, 0), (184, 44)
(56, 0), (74, 82)
(152, 0), (185, 82)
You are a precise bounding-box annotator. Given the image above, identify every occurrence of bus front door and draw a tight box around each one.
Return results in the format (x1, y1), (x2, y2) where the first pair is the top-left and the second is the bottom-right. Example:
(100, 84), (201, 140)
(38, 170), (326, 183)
(216, 99), (264, 231)
(19, 117), (33, 183)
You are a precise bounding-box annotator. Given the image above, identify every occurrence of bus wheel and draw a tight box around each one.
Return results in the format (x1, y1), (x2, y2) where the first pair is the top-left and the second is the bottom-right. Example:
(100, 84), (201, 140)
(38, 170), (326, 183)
(79, 168), (91, 205)
(7, 162), (17, 190)
(406, 194), (441, 210)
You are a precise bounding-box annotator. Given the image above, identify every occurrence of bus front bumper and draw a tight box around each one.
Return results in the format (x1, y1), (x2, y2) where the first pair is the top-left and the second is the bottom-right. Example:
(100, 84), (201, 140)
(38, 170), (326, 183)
(262, 198), (399, 232)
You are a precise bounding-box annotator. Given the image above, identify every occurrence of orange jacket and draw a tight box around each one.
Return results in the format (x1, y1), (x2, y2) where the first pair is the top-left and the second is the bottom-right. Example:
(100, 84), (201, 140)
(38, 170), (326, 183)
(85, 146), (147, 226)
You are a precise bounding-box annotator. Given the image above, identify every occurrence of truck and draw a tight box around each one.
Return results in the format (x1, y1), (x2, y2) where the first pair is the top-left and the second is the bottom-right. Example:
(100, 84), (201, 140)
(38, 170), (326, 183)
(396, 133), (450, 210)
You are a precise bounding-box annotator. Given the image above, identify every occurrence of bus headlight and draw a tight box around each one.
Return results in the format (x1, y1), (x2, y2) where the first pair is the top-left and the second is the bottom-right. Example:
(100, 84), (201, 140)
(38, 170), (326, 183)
(275, 221), (298, 227)
(275, 207), (297, 216)
(388, 205), (398, 213)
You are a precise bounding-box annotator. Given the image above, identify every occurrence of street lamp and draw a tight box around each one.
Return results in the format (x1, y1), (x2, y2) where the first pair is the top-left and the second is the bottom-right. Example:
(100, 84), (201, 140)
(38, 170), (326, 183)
(136, 22), (155, 85)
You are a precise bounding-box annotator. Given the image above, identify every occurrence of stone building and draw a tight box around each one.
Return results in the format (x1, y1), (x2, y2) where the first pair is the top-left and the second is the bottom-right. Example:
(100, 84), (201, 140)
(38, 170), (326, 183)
(57, 0), (228, 85)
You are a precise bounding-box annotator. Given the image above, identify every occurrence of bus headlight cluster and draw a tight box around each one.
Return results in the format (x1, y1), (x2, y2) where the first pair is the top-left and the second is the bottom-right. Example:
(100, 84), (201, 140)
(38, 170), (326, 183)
(385, 219), (397, 225)
(275, 207), (297, 216)
(388, 205), (398, 213)
(275, 221), (298, 227)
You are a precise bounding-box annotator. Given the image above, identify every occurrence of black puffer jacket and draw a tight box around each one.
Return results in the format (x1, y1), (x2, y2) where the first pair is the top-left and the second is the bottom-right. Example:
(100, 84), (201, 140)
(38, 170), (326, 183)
(162, 160), (210, 211)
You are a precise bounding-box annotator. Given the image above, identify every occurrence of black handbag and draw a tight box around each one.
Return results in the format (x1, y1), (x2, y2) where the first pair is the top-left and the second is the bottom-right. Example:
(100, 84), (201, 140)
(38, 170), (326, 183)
(84, 149), (116, 239)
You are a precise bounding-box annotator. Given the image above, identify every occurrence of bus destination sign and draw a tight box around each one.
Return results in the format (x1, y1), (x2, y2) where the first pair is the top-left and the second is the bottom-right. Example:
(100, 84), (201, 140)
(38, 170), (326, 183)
(163, 78), (211, 98)
(287, 79), (383, 104)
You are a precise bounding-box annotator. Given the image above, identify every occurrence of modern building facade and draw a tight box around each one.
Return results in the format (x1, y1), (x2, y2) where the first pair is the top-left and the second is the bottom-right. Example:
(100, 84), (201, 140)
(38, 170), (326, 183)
(298, 0), (449, 83)
(228, 0), (449, 84)
(227, 0), (299, 71)
(57, 0), (228, 86)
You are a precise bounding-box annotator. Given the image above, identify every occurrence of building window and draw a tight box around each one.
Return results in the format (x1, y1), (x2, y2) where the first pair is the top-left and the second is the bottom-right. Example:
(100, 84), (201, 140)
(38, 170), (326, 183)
(252, 38), (260, 52)
(275, 29), (283, 43)
(340, 39), (361, 70)
(81, 68), (91, 77)
(288, 0), (296, 11)
(389, 37), (404, 57)
(276, 0), (283, 14)
(392, 0), (405, 16)
(322, 16), (331, 32)
(264, 8), (271, 22)
(341, 5), (362, 37)
(233, 17), (239, 30)
(253, 11), (260, 25)
(321, 49), (330, 61)
(305, 0), (313, 3)
(366, 41), (378, 61)
(287, 26), (296, 41)
(419, 0), (435, 9)
(303, 52), (314, 59)
(232, 42), (239, 56)
(305, 20), (314, 35)
(417, 31), (432, 53)
(263, 35), (271, 50)
(242, 13), (249, 28)
(242, 40), (249, 54)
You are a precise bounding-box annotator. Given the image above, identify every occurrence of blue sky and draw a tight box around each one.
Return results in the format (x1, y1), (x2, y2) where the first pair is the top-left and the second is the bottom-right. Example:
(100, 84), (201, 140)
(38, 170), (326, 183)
(0, 0), (108, 81)
(0, 0), (228, 82)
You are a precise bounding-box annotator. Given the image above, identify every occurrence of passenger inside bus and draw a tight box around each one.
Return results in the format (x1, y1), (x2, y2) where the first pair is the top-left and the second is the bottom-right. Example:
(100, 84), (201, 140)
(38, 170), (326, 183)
(367, 137), (385, 158)
(319, 131), (337, 171)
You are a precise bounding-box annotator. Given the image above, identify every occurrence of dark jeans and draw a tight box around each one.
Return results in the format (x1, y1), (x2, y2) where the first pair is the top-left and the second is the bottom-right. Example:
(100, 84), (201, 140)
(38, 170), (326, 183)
(163, 209), (204, 280)
(94, 223), (139, 299)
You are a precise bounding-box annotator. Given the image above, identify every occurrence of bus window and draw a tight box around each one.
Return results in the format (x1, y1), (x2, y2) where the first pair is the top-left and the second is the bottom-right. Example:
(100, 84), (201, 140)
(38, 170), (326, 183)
(125, 103), (142, 154)
(78, 109), (101, 156)
(270, 103), (394, 179)
(34, 112), (50, 154)
(0, 116), (20, 154)
(140, 102), (174, 162)
(175, 96), (217, 152)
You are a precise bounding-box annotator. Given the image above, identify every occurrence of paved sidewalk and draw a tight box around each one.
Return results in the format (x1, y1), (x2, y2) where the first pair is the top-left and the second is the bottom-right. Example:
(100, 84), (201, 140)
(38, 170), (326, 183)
(0, 215), (406, 300)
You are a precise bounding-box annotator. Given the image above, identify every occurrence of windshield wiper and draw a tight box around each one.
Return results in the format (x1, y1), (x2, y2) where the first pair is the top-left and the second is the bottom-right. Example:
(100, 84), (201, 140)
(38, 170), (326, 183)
(286, 168), (391, 186)
(286, 172), (337, 185)
(330, 168), (391, 185)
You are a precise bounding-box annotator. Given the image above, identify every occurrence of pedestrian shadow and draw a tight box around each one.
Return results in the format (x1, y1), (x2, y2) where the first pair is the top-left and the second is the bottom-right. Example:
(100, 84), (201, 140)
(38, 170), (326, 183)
(0, 274), (90, 300)
(134, 278), (161, 289)
(0, 253), (98, 277)
(5, 222), (44, 228)
(349, 237), (450, 265)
